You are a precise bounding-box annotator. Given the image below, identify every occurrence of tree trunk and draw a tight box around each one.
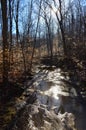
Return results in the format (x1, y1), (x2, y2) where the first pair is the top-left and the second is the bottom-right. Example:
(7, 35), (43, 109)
(21, 40), (27, 79)
(58, 20), (67, 56)
(16, 0), (19, 46)
(30, 0), (42, 70)
(1, 0), (9, 85)
(9, 0), (13, 68)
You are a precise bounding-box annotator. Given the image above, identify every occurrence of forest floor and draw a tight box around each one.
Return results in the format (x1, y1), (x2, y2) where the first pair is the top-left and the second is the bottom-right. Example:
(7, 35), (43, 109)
(0, 55), (86, 130)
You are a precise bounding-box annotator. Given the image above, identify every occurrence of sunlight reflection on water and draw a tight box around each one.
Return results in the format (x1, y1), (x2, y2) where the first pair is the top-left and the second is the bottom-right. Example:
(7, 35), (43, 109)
(31, 68), (78, 111)
(31, 67), (86, 130)
(34, 68), (71, 110)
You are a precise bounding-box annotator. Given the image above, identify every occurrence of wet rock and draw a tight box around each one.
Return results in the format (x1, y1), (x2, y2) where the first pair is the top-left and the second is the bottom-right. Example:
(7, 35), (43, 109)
(11, 103), (76, 130)
(26, 91), (37, 104)
(15, 101), (26, 111)
(57, 105), (65, 114)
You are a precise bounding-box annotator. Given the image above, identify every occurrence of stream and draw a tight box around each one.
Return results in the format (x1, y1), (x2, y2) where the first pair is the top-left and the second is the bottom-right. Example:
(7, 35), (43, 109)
(11, 64), (86, 130)
(25, 65), (86, 130)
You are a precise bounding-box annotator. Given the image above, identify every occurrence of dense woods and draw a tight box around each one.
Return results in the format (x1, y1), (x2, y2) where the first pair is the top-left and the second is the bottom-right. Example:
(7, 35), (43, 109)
(0, 0), (86, 130)
(0, 0), (86, 83)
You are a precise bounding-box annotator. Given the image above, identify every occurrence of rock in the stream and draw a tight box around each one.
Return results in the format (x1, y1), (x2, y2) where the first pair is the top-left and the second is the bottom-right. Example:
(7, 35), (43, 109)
(10, 102), (76, 130)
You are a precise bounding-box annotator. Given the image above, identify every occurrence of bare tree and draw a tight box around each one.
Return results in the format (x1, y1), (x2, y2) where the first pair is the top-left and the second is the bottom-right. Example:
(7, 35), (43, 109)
(1, 0), (9, 85)
(37, 1), (54, 57)
(14, 0), (20, 46)
(30, 0), (43, 70)
(45, 0), (67, 55)
(19, 0), (34, 76)
(8, 0), (14, 67)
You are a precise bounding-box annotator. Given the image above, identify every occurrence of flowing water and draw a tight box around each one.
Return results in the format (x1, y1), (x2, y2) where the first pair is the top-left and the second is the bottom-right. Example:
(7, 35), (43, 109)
(28, 66), (86, 130)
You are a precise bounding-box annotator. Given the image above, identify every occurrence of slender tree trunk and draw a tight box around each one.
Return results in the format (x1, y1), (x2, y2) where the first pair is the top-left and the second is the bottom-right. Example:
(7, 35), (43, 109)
(21, 40), (27, 79)
(9, 0), (13, 68)
(60, 22), (67, 55)
(56, 0), (67, 56)
(15, 0), (19, 46)
(1, 0), (9, 85)
(48, 31), (53, 58)
(30, 0), (42, 70)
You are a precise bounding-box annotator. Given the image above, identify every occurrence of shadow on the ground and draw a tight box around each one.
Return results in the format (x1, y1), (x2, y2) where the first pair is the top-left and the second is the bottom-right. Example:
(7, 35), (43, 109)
(0, 82), (25, 130)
